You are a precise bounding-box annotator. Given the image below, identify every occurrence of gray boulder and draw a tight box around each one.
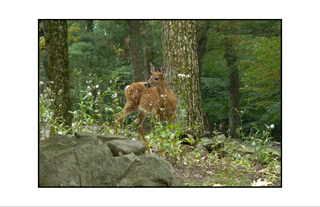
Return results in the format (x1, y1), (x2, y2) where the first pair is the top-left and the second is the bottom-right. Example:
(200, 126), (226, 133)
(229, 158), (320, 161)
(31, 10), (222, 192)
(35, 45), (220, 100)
(106, 139), (147, 156)
(39, 135), (179, 186)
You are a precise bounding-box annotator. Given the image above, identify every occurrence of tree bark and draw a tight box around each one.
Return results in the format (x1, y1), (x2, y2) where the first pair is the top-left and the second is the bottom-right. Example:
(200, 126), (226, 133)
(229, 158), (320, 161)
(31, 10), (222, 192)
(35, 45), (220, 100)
(127, 20), (144, 82)
(143, 22), (153, 81)
(86, 20), (93, 32)
(43, 20), (72, 131)
(162, 20), (204, 139)
(196, 21), (210, 85)
(224, 38), (240, 139)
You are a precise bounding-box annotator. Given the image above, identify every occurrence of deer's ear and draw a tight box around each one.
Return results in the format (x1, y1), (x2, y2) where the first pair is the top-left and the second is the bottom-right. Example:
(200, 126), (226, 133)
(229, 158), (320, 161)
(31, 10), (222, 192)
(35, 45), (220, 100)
(161, 66), (166, 79)
(150, 62), (157, 74)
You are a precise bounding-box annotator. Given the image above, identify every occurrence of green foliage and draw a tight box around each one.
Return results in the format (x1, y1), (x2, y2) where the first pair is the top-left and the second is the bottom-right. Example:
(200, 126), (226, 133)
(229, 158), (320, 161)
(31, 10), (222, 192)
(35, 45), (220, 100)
(145, 102), (196, 161)
(235, 109), (280, 165)
(39, 19), (281, 141)
(200, 20), (281, 140)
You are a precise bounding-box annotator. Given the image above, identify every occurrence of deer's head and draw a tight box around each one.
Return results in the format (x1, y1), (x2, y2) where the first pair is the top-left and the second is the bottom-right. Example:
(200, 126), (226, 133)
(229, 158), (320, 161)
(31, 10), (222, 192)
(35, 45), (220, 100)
(145, 63), (166, 89)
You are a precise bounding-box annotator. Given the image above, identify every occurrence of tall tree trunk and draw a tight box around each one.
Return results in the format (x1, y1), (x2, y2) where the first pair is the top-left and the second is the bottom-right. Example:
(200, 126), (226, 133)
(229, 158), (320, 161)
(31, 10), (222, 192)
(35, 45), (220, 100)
(43, 20), (72, 132)
(143, 22), (153, 81)
(162, 20), (204, 139)
(142, 22), (154, 134)
(196, 21), (210, 85)
(127, 20), (144, 82)
(86, 20), (93, 32)
(224, 38), (240, 139)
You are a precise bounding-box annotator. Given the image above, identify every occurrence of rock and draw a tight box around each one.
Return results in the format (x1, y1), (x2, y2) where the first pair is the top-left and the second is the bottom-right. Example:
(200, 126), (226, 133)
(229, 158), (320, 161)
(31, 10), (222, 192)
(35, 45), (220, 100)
(74, 131), (97, 139)
(39, 135), (110, 186)
(236, 147), (255, 154)
(117, 154), (176, 186)
(97, 134), (126, 143)
(40, 135), (176, 186)
(201, 137), (224, 152)
(216, 149), (228, 158)
(181, 145), (193, 156)
(193, 144), (209, 157)
(214, 134), (226, 142)
(106, 140), (147, 156)
(183, 151), (199, 160)
(247, 154), (259, 163)
(228, 141), (242, 150)
(266, 162), (281, 175)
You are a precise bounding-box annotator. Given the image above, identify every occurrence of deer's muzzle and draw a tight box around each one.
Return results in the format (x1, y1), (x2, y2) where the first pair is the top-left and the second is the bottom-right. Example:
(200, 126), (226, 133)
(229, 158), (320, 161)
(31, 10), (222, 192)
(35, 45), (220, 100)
(145, 82), (151, 88)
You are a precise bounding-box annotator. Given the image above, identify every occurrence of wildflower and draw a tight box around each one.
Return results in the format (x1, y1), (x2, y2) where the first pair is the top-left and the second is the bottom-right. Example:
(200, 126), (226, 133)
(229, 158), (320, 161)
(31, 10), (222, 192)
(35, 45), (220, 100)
(86, 81), (89, 84)
(240, 111), (244, 114)
(97, 91), (100, 95)
(88, 92), (92, 96)
(94, 110), (99, 113)
(270, 124), (275, 129)
(58, 131), (62, 134)
(96, 84), (99, 88)
(40, 81), (43, 85)
(112, 92), (117, 99)
(186, 75), (190, 78)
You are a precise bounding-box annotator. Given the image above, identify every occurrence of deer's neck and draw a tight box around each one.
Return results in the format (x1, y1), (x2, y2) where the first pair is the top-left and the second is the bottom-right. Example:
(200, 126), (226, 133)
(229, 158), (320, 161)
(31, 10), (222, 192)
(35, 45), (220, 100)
(156, 84), (175, 105)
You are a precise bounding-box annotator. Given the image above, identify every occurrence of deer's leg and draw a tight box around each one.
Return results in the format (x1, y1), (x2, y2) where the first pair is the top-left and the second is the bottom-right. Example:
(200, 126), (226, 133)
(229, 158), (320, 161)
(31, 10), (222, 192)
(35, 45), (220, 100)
(134, 109), (148, 145)
(114, 103), (137, 133)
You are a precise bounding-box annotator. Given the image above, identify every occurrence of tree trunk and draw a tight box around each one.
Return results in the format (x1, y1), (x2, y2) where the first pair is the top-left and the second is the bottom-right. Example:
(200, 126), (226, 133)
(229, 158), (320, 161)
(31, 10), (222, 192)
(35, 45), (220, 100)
(127, 20), (144, 82)
(142, 22), (154, 134)
(196, 21), (210, 85)
(162, 20), (204, 139)
(86, 20), (93, 32)
(43, 20), (72, 131)
(143, 22), (153, 81)
(224, 38), (240, 139)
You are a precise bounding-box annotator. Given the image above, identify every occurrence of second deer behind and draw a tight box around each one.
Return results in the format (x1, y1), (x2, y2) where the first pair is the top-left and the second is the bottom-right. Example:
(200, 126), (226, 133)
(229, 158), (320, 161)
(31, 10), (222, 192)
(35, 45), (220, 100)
(114, 63), (177, 145)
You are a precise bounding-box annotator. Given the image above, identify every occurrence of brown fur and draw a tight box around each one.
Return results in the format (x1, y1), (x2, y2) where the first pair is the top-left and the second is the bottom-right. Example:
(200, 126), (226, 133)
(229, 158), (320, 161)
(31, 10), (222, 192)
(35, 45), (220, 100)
(114, 63), (176, 147)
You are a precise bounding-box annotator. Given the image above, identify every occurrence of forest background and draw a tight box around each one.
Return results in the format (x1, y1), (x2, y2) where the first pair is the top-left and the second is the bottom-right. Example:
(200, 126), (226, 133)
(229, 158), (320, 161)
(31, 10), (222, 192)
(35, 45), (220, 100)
(2, 0), (320, 205)
(39, 20), (281, 141)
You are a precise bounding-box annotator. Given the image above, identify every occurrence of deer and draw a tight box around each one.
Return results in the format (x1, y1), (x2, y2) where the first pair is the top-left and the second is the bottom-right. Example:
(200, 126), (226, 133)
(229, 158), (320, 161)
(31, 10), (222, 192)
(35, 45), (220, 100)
(114, 63), (176, 146)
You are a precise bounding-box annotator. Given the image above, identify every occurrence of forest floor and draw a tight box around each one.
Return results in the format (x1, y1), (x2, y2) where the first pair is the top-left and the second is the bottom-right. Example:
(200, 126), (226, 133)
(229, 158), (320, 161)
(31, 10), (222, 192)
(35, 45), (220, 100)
(160, 148), (281, 187)
(168, 156), (281, 186)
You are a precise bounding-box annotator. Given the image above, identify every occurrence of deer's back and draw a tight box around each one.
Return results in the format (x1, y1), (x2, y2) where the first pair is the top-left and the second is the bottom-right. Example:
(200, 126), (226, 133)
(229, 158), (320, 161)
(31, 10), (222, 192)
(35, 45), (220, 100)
(125, 82), (164, 113)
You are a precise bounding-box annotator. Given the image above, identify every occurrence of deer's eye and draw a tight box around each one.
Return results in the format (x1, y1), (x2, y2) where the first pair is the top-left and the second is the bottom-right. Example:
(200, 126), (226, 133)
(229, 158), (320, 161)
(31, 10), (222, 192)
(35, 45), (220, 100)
(154, 78), (159, 81)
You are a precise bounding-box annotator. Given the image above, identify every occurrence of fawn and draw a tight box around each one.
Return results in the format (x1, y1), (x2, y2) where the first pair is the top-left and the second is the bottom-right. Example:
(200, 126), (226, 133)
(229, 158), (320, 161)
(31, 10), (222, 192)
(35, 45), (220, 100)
(114, 63), (176, 145)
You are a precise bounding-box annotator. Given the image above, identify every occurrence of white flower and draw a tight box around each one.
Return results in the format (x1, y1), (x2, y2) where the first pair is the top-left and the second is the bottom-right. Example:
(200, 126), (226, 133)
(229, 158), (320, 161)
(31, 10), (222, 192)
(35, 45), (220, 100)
(40, 81), (43, 85)
(94, 110), (99, 113)
(87, 86), (90, 89)
(96, 84), (99, 88)
(88, 92), (92, 96)
(112, 92), (117, 99)
(270, 124), (275, 129)
(97, 91), (100, 95)
(58, 131), (62, 134)
(86, 81), (89, 84)
(186, 75), (190, 78)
